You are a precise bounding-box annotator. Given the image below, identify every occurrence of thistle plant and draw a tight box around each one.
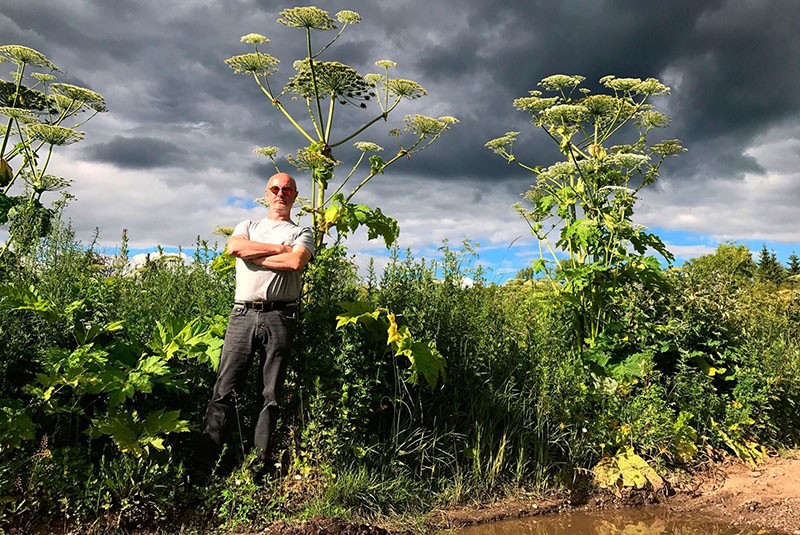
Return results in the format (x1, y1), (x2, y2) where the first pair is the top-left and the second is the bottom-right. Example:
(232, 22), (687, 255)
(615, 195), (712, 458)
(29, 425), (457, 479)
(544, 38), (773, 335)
(486, 74), (686, 357)
(226, 6), (457, 250)
(0, 44), (106, 260)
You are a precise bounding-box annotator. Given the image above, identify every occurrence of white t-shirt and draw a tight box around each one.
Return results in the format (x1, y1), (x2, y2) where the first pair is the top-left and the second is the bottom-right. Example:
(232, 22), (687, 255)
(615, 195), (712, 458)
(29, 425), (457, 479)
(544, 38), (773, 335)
(231, 217), (315, 302)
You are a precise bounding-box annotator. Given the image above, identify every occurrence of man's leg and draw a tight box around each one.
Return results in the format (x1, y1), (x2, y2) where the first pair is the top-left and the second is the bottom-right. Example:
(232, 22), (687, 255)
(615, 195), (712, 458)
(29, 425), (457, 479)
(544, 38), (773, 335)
(252, 305), (297, 465)
(200, 304), (256, 470)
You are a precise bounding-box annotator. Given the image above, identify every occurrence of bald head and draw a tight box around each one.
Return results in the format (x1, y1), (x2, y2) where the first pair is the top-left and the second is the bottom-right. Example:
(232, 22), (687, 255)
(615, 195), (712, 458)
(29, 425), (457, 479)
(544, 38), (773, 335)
(267, 172), (296, 191)
(265, 172), (298, 221)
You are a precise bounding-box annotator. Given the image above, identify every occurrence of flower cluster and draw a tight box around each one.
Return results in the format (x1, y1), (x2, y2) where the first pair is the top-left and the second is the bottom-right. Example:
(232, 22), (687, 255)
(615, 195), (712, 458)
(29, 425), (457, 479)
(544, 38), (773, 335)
(354, 141), (383, 153)
(650, 139), (686, 157)
(278, 7), (337, 30)
(51, 83), (107, 112)
(0, 106), (35, 123)
(287, 147), (339, 172)
(386, 79), (427, 100)
(0, 45), (57, 70)
(25, 124), (84, 145)
(23, 171), (71, 194)
(31, 73), (56, 82)
(484, 131), (519, 155)
(600, 75), (669, 96)
(539, 74), (585, 92)
(513, 94), (559, 114)
(240, 33), (270, 45)
(404, 114), (456, 138)
(636, 109), (670, 129)
(225, 52), (280, 76)
(286, 60), (374, 106)
(254, 146), (280, 158)
(336, 10), (361, 24)
(542, 104), (589, 125)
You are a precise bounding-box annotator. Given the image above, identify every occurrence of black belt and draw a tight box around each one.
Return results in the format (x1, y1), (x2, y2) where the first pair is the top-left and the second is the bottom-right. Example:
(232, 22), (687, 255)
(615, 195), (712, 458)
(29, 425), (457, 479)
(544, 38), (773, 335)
(234, 300), (297, 311)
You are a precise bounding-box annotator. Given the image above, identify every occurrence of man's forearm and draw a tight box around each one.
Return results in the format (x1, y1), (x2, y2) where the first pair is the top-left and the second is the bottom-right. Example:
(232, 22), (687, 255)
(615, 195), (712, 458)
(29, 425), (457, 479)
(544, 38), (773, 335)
(227, 236), (291, 260)
(254, 247), (312, 271)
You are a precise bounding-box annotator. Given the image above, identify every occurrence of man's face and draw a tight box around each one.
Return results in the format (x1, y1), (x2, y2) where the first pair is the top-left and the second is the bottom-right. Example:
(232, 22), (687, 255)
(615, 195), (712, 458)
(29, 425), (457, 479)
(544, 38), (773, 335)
(265, 176), (297, 214)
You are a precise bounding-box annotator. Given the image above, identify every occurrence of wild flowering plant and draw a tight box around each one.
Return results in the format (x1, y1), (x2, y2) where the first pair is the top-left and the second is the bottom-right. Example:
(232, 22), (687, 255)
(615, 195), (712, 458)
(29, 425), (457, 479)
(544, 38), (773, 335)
(0, 45), (106, 259)
(486, 75), (686, 375)
(226, 7), (457, 250)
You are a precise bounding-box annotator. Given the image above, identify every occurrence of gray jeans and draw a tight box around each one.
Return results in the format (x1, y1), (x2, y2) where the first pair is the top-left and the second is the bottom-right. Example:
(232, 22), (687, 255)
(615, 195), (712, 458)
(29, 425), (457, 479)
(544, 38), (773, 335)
(201, 302), (297, 464)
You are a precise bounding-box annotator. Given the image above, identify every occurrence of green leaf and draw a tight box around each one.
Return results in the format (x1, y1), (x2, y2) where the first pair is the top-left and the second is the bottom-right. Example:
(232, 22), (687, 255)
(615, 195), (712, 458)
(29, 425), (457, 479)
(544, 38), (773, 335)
(334, 300), (381, 329)
(0, 399), (35, 450)
(593, 446), (663, 492)
(369, 154), (386, 174)
(91, 409), (189, 457)
(404, 340), (446, 389)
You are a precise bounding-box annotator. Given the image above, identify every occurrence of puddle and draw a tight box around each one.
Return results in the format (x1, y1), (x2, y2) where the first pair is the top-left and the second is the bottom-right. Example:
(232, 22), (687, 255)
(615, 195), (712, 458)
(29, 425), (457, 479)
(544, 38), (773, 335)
(444, 508), (782, 534)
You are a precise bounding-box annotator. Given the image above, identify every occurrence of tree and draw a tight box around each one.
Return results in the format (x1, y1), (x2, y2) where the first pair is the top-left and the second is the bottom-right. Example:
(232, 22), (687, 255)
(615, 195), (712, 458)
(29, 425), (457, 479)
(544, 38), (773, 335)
(486, 75), (685, 352)
(226, 7), (456, 251)
(682, 243), (756, 285)
(756, 243), (786, 284)
(787, 251), (800, 276)
(0, 45), (106, 261)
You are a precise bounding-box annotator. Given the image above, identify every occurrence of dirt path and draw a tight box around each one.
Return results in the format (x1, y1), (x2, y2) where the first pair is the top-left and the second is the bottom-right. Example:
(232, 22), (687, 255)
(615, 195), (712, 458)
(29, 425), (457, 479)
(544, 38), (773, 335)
(660, 452), (800, 534)
(430, 451), (800, 535)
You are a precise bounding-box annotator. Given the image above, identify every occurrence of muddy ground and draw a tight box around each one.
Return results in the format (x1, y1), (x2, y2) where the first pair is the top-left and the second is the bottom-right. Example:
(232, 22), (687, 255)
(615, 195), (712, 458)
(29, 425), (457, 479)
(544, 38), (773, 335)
(261, 451), (800, 534)
(430, 450), (800, 535)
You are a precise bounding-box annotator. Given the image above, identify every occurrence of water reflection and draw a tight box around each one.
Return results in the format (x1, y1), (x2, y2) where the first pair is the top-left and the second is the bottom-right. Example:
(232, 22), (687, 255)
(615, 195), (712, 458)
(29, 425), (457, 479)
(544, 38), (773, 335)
(446, 508), (781, 535)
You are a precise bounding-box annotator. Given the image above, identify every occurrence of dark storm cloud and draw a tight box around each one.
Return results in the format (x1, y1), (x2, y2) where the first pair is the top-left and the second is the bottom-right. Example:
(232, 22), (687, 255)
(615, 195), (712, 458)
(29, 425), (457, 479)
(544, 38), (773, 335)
(398, 0), (800, 183)
(83, 136), (190, 169)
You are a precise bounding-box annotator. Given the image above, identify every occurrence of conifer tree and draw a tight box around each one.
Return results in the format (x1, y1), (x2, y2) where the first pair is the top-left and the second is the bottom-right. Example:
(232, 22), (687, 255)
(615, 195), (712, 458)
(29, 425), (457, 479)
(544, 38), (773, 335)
(757, 243), (786, 283)
(787, 251), (800, 276)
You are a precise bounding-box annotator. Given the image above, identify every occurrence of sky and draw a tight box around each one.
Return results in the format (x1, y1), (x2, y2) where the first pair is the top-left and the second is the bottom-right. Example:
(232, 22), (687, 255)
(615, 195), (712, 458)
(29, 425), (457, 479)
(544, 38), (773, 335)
(2, 0), (799, 283)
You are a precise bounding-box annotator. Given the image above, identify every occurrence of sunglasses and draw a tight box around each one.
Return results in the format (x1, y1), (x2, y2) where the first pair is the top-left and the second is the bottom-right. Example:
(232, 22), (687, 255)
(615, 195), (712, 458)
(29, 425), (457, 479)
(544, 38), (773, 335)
(268, 185), (295, 196)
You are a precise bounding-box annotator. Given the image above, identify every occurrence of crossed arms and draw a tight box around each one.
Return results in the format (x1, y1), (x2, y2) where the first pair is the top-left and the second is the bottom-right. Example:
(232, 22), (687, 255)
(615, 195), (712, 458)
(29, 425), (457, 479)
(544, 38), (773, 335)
(226, 235), (312, 271)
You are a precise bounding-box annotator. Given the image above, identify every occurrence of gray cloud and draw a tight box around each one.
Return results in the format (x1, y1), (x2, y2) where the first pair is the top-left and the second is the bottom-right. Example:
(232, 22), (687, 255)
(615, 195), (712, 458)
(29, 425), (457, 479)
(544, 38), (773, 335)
(83, 136), (190, 169)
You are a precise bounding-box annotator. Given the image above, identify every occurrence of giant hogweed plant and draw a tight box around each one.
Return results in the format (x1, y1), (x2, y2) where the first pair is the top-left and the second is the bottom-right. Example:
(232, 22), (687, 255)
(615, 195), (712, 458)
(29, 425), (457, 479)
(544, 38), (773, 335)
(487, 75), (686, 378)
(0, 45), (106, 261)
(487, 75), (688, 489)
(226, 6), (457, 251)
(225, 7), (451, 388)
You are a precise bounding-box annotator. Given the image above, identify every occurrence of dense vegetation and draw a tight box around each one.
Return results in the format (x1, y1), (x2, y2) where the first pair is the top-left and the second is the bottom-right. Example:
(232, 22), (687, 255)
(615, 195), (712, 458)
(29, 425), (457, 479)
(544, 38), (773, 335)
(2, 10), (800, 534)
(1, 225), (799, 532)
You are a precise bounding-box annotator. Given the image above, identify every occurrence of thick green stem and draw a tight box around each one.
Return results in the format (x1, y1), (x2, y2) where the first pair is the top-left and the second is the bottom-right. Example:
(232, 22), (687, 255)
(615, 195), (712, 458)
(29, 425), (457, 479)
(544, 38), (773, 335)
(0, 65), (25, 159)
(324, 96), (335, 143)
(306, 30), (326, 144)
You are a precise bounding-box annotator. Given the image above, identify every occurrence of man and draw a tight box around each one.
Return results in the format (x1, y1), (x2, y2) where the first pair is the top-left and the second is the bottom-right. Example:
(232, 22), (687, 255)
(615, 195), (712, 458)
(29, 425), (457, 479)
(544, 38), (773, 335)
(200, 172), (314, 479)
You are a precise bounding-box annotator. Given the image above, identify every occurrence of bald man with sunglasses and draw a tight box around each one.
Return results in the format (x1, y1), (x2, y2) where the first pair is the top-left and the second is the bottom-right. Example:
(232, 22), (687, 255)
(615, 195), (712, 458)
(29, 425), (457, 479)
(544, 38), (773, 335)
(199, 172), (314, 481)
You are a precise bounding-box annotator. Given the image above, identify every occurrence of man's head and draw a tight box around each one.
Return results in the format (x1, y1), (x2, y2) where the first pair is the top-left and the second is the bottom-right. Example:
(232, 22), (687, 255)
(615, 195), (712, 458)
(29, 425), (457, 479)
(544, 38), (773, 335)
(265, 172), (298, 220)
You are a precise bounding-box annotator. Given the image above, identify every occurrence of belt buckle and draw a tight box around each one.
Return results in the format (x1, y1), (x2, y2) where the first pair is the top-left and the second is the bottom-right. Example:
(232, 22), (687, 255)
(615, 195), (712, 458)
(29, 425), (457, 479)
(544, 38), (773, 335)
(253, 301), (266, 311)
